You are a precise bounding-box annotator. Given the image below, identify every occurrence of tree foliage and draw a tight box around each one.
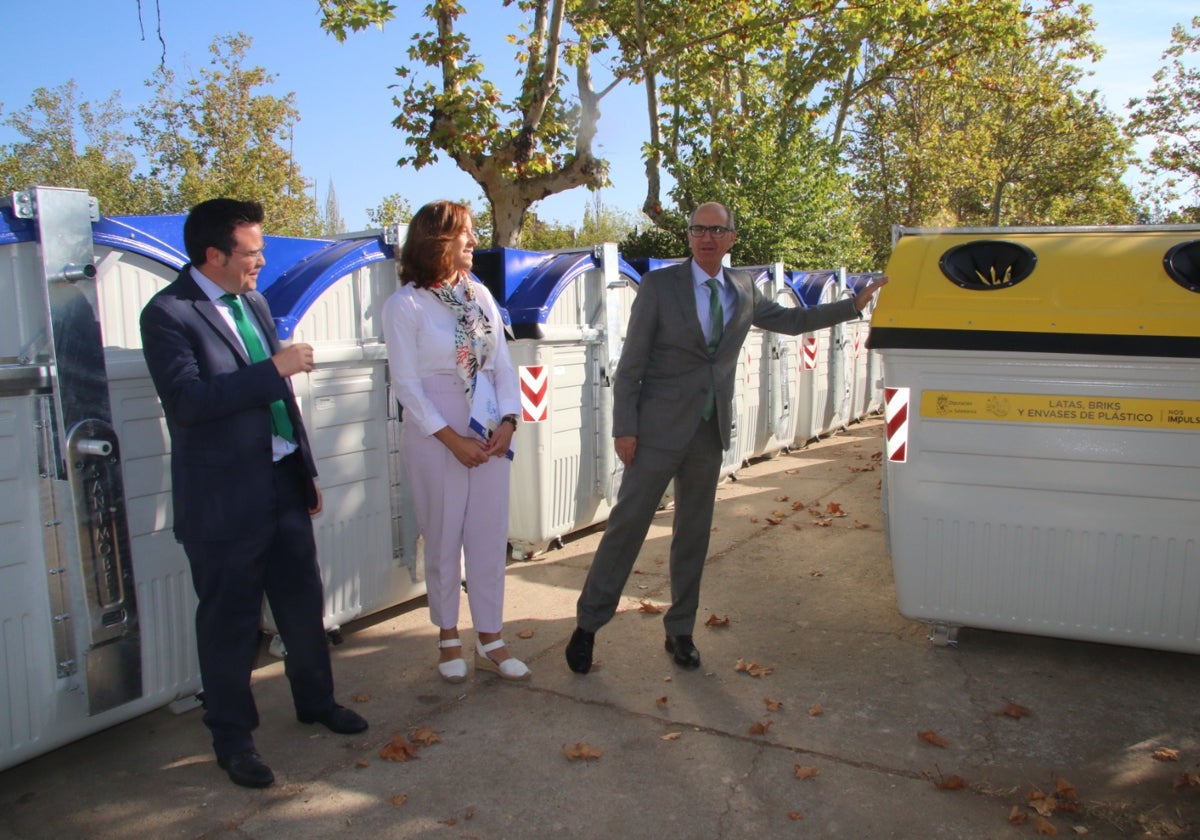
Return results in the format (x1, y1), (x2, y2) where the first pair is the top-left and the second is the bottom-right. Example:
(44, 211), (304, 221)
(138, 33), (319, 234)
(320, 0), (608, 246)
(1127, 15), (1200, 221)
(365, 192), (414, 229)
(0, 33), (322, 233)
(847, 2), (1135, 265)
(0, 81), (169, 214)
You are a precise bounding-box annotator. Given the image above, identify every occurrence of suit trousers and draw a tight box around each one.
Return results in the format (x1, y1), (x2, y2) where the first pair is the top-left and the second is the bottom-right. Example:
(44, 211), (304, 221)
(402, 374), (510, 633)
(183, 453), (334, 758)
(577, 415), (724, 636)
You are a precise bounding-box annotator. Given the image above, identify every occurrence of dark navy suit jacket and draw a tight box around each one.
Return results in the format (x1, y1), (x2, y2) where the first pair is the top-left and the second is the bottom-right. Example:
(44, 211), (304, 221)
(140, 266), (318, 543)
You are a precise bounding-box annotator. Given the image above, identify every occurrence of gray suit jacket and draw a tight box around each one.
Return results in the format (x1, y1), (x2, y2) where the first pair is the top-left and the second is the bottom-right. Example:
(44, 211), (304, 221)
(613, 259), (859, 451)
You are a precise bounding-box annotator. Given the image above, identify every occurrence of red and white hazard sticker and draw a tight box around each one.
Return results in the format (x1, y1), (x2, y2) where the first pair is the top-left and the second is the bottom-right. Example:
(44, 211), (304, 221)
(519, 365), (548, 422)
(801, 335), (818, 371)
(884, 386), (909, 463)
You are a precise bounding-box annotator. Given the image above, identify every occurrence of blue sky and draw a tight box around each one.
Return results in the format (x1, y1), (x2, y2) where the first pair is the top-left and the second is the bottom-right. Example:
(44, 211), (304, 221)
(0, 1), (1194, 230)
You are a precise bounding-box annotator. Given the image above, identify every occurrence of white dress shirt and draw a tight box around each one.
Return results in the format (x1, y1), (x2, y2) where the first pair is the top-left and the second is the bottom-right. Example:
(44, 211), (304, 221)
(689, 259), (734, 344)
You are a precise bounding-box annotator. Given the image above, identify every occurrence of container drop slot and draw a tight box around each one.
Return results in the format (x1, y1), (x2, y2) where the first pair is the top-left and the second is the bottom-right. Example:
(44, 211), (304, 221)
(1163, 240), (1200, 294)
(938, 240), (1037, 290)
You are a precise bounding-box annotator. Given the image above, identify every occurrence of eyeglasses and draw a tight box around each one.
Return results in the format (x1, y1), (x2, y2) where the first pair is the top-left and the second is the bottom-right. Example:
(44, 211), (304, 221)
(230, 247), (266, 259)
(687, 225), (733, 238)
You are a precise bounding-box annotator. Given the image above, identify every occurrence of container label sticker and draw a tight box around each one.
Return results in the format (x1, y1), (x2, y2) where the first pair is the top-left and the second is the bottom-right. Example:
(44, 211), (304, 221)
(920, 390), (1200, 431)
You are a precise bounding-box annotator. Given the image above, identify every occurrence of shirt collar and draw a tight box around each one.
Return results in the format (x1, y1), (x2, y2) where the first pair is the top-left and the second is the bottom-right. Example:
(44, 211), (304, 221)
(189, 265), (228, 303)
(690, 259), (724, 289)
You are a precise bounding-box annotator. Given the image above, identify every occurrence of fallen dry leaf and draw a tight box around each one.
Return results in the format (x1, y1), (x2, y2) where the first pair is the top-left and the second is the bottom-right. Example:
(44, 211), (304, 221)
(825, 502), (845, 516)
(563, 742), (603, 761)
(808, 704), (824, 716)
(748, 720), (774, 736)
(749, 517), (759, 523)
(442, 818), (457, 827)
(389, 794), (407, 806)
(1008, 805), (1028, 825)
(1152, 747), (1180, 762)
(996, 701), (1033, 719)
(1173, 772), (1200, 788)
(1035, 816), (1058, 835)
(463, 807), (476, 820)
(1029, 792), (1059, 818)
(704, 614), (730, 628)
(734, 658), (774, 678)
(765, 516), (783, 526)
(355, 759), (370, 768)
(791, 501), (806, 510)
(409, 726), (440, 746)
(808, 570), (824, 577)
(853, 520), (871, 529)
(793, 764), (820, 780)
(935, 775), (967, 791)
(788, 812), (804, 821)
(775, 495), (790, 502)
(352, 693), (370, 703)
(812, 520), (831, 528)
(764, 698), (782, 711)
(661, 732), (682, 741)
(379, 736), (420, 762)
(656, 696), (669, 709)
(918, 730), (949, 748)
(807, 508), (823, 518)
(638, 600), (664, 614)
(517, 629), (534, 639)
(1054, 776), (1079, 800)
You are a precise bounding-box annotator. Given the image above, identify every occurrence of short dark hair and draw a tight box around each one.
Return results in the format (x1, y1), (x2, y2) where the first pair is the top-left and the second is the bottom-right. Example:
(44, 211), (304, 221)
(398, 200), (474, 288)
(183, 198), (265, 266)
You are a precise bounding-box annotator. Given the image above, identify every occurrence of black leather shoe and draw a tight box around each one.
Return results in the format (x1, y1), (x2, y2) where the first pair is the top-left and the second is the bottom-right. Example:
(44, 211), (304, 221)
(217, 750), (275, 788)
(665, 634), (701, 669)
(297, 703), (369, 734)
(565, 627), (595, 674)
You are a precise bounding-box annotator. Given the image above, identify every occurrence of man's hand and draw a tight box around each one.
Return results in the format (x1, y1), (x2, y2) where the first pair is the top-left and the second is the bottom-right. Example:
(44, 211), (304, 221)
(272, 342), (315, 377)
(615, 435), (637, 467)
(308, 483), (323, 516)
(853, 275), (889, 314)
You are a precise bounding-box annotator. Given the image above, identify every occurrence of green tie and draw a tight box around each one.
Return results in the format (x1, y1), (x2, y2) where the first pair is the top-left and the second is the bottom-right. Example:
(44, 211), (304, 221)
(702, 278), (724, 420)
(220, 294), (295, 442)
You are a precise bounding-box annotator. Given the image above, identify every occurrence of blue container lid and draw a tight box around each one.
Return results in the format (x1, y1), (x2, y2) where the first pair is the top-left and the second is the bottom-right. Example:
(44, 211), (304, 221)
(787, 270), (840, 307)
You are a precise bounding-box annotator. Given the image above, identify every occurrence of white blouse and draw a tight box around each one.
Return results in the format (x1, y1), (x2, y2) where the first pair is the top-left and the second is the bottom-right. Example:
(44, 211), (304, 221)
(382, 279), (521, 437)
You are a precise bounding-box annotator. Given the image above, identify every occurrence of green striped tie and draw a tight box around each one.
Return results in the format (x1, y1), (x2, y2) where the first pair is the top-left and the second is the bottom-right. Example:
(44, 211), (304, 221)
(220, 294), (295, 442)
(702, 278), (724, 420)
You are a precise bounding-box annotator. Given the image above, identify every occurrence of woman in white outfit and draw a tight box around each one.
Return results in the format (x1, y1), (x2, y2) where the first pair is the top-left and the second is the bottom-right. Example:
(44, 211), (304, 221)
(382, 200), (530, 683)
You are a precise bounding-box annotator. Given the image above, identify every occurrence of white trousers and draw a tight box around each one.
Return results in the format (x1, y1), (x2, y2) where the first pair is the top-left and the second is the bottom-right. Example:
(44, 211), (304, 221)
(402, 374), (511, 633)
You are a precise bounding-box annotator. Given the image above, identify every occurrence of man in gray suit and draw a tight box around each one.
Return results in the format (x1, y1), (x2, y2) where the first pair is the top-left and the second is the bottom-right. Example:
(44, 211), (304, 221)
(565, 202), (886, 673)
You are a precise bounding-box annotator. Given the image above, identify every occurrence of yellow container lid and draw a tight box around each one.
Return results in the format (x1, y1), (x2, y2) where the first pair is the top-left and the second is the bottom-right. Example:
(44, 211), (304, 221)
(868, 226), (1200, 358)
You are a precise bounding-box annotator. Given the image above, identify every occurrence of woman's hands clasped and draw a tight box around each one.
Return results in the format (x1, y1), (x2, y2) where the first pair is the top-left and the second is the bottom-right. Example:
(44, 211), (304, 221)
(434, 424), (512, 467)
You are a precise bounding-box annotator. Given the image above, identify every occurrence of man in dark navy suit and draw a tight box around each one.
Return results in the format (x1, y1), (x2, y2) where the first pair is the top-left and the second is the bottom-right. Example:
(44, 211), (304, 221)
(140, 198), (366, 788)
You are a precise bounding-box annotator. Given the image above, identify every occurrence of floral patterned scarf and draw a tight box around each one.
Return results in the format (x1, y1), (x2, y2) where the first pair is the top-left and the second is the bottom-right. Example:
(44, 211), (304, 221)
(429, 277), (493, 400)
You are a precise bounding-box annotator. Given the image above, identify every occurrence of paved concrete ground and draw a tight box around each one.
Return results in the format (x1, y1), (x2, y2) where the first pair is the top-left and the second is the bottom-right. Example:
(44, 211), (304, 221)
(2, 418), (1198, 839)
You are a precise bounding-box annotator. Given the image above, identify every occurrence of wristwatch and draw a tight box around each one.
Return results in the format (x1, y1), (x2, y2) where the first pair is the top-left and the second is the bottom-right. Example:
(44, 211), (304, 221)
(500, 414), (519, 429)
